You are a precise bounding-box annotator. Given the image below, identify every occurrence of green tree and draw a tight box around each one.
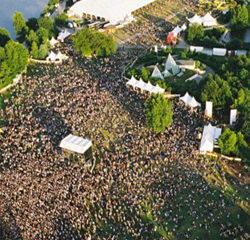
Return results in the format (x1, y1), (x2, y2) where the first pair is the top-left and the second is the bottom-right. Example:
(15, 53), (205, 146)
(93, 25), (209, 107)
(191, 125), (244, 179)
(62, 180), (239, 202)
(0, 28), (11, 47)
(55, 13), (69, 27)
(38, 43), (48, 59)
(235, 131), (248, 156)
(144, 94), (173, 133)
(187, 23), (204, 42)
(231, 4), (249, 30)
(13, 12), (27, 36)
(0, 47), (5, 61)
(37, 27), (49, 44)
(26, 30), (39, 46)
(38, 17), (55, 35)
(218, 128), (237, 155)
(141, 67), (150, 81)
(31, 41), (39, 59)
(26, 17), (38, 31)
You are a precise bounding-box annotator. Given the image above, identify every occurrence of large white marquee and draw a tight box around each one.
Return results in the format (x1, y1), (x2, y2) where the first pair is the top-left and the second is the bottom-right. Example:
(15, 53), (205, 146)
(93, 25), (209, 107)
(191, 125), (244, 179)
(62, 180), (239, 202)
(68, 0), (155, 24)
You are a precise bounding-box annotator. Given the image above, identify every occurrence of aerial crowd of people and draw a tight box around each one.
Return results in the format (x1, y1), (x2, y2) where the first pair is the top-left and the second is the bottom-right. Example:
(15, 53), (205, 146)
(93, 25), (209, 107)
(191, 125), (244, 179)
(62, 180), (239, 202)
(0, 38), (249, 240)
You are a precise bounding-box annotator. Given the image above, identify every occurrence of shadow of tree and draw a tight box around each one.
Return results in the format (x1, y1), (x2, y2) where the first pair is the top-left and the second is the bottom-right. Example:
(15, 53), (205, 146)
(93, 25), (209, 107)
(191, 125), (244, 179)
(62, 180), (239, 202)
(32, 107), (72, 150)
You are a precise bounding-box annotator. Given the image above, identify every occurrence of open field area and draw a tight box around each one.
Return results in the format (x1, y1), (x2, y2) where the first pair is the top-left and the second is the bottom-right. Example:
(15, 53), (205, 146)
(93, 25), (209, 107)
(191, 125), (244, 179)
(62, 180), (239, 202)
(0, 43), (249, 239)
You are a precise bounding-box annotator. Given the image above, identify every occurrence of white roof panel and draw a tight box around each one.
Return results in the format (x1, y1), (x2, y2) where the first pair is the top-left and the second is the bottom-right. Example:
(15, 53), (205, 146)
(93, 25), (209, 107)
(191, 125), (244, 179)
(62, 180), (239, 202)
(60, 134), (92, 154)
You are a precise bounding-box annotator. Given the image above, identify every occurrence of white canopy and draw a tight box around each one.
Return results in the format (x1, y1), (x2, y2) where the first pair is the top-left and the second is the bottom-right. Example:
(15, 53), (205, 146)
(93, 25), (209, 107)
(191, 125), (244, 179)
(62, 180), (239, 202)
(213, 48), (227, 56)
(200, 124), (221, 154)
(180, 92), (201, 108)
(172, 26), (182, 36)
(126, 76), (138, 87)
(126, 76), (165, 94)
(151, 65), (164, 79)
(50, 37), (59, 46)
(201, 13), (217, 27)
(68, 0), (155, 24)
(188, 14), (202, 25)
(57, 29), (72, 42)
(60, 134), (92, 154)
(46, 51), (67, 62)
(190, 46), (204, 52)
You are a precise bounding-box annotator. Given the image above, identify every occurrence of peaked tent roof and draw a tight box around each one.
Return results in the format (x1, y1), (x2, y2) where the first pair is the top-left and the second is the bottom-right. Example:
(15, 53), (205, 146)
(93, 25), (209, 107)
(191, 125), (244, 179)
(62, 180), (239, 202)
(201, 13), (217, 26)
(165, 54), (177, 71)
(188, 14), (202, 25)
(200, 124), (221, 153)
(50, 37), (58, 46)
(59, 134), (92, 154)
(151, 65), (164, 79)
(180, 92), (192, 104)
(126, 76), (138, 86)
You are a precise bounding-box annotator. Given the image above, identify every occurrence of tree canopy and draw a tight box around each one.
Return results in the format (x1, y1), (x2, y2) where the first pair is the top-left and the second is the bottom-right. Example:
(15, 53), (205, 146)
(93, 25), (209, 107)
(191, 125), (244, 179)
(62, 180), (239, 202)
(187, 24), (204, 42)
(218, 128), (237, 155)
(0, 41), (29, 89)
(13, 12), (27, 36)
(144, 94), (173, 133)
(72, 28), (116, 57)
(231, 4), (249, 30)
(0, 28), (11, 47)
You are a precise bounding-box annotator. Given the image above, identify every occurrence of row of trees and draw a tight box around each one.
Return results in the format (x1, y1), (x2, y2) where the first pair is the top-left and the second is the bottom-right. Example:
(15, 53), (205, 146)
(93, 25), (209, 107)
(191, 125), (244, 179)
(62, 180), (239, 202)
(0, 40), (29, 89)
(72, 28), (116, 57)
(231, 4), (249, 31)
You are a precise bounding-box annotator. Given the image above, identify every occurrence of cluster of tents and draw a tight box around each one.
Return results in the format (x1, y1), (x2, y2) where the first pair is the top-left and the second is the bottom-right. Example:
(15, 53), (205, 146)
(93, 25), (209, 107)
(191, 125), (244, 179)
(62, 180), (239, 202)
(187, 13), (217, 27)
(126, 76), (165, 94)
(46, 51), (68, 63)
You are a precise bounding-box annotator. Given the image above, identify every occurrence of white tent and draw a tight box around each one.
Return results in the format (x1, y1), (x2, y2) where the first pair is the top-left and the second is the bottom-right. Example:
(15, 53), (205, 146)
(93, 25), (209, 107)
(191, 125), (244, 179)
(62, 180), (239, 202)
(190, 46), (204, 52)
(172, 26), (182, 36)
(181, 23), (187, 31)
(126, 76), (138, 88)
(188, 14), (202, 25)
(213, 48), (227, 56)
(165, 54), (177, 71)
(180, 92), (201, 108)
(151, 65), (164, 79)
(47, 51), (57, 62)
(162, 69), (172, 78)
(68, 0), (155, 24)
(60, 134), (92, 154)
(201, 13), (217, 27)
(200, 124), (221, 154)
(57, 29), (72, 42)
(126, 77), (165, 94)
(50, 37), (59, 46)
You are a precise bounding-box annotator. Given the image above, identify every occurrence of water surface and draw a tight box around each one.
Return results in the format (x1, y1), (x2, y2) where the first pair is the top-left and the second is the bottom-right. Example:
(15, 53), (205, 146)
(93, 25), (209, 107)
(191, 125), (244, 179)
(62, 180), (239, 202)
(0, 0), (48, 39)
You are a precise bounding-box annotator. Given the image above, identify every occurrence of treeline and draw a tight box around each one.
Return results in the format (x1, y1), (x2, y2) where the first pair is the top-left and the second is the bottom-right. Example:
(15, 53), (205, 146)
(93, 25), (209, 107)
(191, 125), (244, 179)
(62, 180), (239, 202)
(72, 28), (116, 57)
(0, 39), (29, 89)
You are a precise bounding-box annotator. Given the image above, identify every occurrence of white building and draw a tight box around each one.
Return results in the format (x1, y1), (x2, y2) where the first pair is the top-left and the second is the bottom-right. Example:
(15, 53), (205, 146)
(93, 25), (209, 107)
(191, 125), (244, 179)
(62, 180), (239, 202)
(213, 48), (227, 56)
(200, 124), (221, 154)
(68, 0), (155, 25)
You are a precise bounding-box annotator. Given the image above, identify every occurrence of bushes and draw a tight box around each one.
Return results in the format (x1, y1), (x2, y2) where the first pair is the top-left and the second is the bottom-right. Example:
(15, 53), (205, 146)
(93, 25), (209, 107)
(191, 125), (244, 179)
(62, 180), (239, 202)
(0, 28), (11, 47)
(55, 13), (69, 27)
(226, 38), (243, 50)
(72, 28), (116, 57)
(231, 4), (249, 31)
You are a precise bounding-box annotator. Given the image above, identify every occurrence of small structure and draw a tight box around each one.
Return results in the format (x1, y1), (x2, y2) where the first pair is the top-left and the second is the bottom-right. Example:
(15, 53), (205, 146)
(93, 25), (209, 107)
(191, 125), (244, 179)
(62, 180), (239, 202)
(154, 45), (158, 53)
(60, 134), (93, 164)
(190, 46), (204, 53)
(151, 65), (164, 79)
(46, 51), (68, 63)
(49, 37), (59, 47)
(164, 54), (180, 76)
(57, 29), (72, 42)
(213, 48), (227, 56)
(188, 14), (203, 25)
(205, 101), (213, 118)
(230, 109), (237, 125)
(166, 32), (177, 45)
(180, 92), (201, 108)
(201, 13), (217, 27)
(200, 123), (222, 154)
(176, 60), (196, 70)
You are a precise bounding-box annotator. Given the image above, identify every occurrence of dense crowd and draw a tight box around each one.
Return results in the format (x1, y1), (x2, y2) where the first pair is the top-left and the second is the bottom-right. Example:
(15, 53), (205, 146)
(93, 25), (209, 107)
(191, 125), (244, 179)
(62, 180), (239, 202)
(0, 41), (249, 240)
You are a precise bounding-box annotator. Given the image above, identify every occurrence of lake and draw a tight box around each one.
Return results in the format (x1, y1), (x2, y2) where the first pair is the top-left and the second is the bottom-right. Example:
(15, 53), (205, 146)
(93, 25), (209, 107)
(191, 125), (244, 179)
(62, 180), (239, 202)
(0, 0), (48, 39)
